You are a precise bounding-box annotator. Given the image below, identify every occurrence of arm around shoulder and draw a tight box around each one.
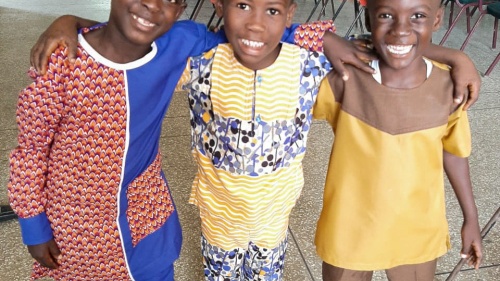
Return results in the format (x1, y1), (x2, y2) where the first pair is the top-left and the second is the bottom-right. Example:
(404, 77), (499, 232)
(424, 44), (481, 110)
(31, 15), (98, 74)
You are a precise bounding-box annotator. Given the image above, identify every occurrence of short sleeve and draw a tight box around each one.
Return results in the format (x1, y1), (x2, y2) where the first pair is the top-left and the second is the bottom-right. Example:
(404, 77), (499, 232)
(443, 104), (471, 157)
(313, 77), (340, 126)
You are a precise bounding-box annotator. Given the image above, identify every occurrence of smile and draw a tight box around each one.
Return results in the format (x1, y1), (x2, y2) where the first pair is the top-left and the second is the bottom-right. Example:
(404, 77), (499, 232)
(242, 39), (264, 48)
(132, 14), (155, 27)
(387, 45), (412, 55)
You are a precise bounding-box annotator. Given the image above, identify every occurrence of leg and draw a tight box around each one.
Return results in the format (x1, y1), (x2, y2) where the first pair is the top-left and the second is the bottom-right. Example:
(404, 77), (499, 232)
(201, 235), (245, 281)
(242, 237), (288, 281)
(322, 262), (373, 281)
(385, 259), (437, 281)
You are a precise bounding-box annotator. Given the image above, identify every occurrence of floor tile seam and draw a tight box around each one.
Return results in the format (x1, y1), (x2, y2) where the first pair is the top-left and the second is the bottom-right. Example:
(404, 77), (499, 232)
(435, 263), (500, 276)
(288, 226), (316, 281)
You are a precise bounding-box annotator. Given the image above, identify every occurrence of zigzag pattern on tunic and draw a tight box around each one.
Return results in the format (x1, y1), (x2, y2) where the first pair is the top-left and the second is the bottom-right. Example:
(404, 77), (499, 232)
(294, 20), (336, 52)
(10, 48), (131, 280)
(126, 153), (175, 246)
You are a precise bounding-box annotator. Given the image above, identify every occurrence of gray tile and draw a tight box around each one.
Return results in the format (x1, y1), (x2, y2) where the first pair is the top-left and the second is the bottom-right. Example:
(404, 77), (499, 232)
(435, 265), (500, 281)
(289, 120), (333, 281)
(0, 220), (32, 281)
(166, 91), (191, 119)
(285, 230), (315, 281)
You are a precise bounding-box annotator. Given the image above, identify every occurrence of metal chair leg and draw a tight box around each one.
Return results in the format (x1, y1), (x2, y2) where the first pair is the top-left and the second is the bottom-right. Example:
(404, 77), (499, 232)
(493, 17), (498, 49)
(446, 206), (500, 280)
(440, 5), (472, 45)
(306, 0), (323, 22)
(189, 0), (206, 21)
(332, 0), (348, 22)
(484, 51), (500, 76)
(460, 13), (486, 50)
(344, 6), (365, 38)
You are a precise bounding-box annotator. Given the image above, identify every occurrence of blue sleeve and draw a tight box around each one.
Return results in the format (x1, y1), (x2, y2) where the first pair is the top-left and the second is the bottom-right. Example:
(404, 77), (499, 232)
(158, 20), (228, 57)
(158, 20), (298, 58)
(281, 23), (300, 44)
(18, 212), (53, 245)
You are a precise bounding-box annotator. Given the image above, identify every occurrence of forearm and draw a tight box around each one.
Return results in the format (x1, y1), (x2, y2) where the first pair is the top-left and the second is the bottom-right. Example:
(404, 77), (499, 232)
(424, 44), (469, 68)
(443, 151), (478, 222)
(286, 20), (336, 51)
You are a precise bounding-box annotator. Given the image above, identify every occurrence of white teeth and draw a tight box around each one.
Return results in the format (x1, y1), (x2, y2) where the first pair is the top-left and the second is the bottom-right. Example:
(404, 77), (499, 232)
(242, 39), (264, 48)
(387, 45), (412, 55)
(132, 14), (155, 27)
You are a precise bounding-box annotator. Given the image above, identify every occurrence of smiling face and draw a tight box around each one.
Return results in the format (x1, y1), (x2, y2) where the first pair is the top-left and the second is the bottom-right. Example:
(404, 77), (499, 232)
(215, 0), (296, 70)
(107, 0), (186, 48)
(365, 0), (443, 72)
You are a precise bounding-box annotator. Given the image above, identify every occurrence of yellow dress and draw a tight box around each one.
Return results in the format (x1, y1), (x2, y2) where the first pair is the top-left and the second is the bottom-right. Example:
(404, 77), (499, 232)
(313, 61), (471, 270)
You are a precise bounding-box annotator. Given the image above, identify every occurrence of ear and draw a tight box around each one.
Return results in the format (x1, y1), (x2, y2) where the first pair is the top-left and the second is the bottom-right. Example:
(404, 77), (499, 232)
(215, 0), (224, 18)
(433, 6), (444, 31)
(175, 3), (187, 20)
(364, 10), (371, 32)
(286, 2), (297, 27)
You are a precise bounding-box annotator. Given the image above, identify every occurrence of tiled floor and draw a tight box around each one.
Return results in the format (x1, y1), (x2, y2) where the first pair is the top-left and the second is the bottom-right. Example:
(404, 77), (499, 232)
(0, 1), (499, 280)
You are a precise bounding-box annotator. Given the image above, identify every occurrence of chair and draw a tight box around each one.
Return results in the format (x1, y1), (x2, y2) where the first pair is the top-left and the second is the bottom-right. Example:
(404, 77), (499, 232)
(439, 0), (495, 46)
(189, 0), (223, 30)
(459, 1), (500, 75)
(306, 0), (338, 22)
(344, 0), (367, 38)
(189, 0), (206, 21)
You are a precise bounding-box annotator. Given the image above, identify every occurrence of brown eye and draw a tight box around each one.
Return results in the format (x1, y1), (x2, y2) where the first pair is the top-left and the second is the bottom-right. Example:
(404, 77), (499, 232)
(411, 13), (426, 19)
(237, 3), (249, 10)
(267, 8), (280, 15)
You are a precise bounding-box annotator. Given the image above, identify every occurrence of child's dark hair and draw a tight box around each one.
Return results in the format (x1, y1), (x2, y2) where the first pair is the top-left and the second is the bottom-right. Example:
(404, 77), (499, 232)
(367, 0), (445, 6)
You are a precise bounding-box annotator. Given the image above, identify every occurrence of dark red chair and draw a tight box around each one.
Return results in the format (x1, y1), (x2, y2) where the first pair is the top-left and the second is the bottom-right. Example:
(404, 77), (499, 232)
(439, 0), (495, 46)
(457, 1), (499, 75)
(483, 2), (500, 75)
(344, 0), (367, 38)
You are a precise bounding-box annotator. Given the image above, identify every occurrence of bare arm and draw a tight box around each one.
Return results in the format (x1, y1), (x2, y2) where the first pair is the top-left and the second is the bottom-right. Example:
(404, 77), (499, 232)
(31, 15), (98, 74)
(443, 151), (482, 269)
(424, 45), (480, 110)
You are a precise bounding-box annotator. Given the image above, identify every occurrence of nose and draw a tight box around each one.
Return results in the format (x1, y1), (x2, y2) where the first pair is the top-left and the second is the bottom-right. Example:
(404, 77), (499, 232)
(141, 0), (161, 12)
(245, 11), (265, 32)
(392, 17), (411, 37)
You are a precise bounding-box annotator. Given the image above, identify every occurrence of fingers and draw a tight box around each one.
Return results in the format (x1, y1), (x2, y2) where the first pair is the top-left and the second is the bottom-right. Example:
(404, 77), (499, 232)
(468, 242), (483, 269)
(67, 37), (78, 65)
(454, 83), (479, 111)
(463, 83), (479, 111)
(452, 85), (465, 106)
(48, 239), (62, 262)
(30, 35), (48, 75)
(28, 240), (60, 269)
(461, 242), (483, 270)
(30, 30), (79, 75)
(330, 59), (350, 81)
